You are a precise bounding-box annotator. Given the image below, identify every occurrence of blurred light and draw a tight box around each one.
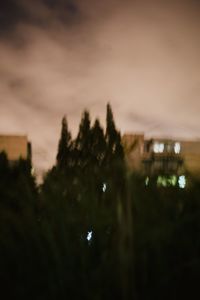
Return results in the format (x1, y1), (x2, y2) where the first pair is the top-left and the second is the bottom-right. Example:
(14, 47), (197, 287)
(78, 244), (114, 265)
(170, 175), (177, 186)
(157, 175), (178, 187)
(174, 142), (181, 154)
(159, 143), (164, 152)
(102, 182), (107, 192)
(87, 231), (93, 242)
(157, 176), (167, 187)
(145, 177), (149, 186)
(154, 142), (164, 153)
(178, 175), (186, 189)
(31, 167), (35, 175)
(153, 143), (160, 153)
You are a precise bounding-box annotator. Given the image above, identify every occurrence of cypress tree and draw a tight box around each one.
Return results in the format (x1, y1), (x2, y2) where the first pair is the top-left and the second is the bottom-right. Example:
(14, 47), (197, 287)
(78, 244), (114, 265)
(106, 103), (117, 147)
(56, 116), (72, 170)
(75, 110), (91, 169)
(105, 103), (124, 163)
(91, 119), (106, 167)
(105, 103), (126, 205)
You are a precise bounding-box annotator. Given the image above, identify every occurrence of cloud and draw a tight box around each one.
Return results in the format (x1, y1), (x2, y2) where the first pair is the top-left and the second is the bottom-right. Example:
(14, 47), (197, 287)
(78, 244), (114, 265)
(0, 0), (200, 173)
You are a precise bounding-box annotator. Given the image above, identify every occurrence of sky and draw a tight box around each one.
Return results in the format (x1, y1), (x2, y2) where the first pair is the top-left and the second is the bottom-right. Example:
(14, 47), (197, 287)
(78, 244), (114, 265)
(0, 0), (200, 173)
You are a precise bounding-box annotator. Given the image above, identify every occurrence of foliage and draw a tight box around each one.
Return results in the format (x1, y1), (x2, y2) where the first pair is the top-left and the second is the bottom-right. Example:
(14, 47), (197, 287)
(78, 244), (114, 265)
(56, 116), (72, 170)
(0, 105), (200, 299)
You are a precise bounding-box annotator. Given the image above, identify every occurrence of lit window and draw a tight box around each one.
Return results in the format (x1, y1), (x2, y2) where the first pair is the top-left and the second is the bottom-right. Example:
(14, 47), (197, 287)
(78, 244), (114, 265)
(178, 175), (186, 189)
(159, 143), (164, 152)
(174, 142), (181, 154)
(153, 143), (164, 153)
(154, 143), (160, 153)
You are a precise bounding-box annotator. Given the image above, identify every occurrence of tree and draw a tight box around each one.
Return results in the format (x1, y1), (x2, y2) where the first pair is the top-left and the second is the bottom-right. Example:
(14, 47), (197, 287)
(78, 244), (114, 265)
(105, 103), (117, 153)
(105, 103), (124, 163)
(105, 103), (125, 187)
(74, 110), (91, 169)
(90, 119), (106, 168)
(56, 116), (72, 170)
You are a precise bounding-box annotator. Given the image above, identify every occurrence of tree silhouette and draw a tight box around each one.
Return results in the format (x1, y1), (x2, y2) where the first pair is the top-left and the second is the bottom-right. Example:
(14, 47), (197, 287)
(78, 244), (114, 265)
(90, 118), (106, 168)
(105, 103), (124, 163)
(75, 110), (91, 169)
(105, 103), (125, 199)
(56, 116), (72, 170)
(1, 105), (200, 299)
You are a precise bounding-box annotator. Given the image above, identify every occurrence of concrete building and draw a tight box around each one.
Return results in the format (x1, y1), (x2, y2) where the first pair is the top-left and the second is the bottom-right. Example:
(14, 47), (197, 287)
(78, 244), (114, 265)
(0, 135), (31, 162)
(181, 141), (200, 177)
(123, 134), (200, 186)
(123, 133), (145, 172)
(142, 138), (184, 176)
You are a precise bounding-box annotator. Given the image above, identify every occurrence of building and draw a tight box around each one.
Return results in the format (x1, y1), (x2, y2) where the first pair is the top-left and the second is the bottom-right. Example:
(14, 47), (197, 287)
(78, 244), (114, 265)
(0, 135), (32, 162)
(181, 141), (200, 177)
(142, 138), (184, 176)
(122, 133), (145, 172)
(123, 134), (200, 187)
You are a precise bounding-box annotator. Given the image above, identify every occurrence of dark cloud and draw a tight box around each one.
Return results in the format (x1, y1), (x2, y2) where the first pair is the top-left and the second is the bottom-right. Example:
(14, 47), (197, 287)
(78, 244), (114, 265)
(0, 0), (26, 33)
(44, 0), (78, 14)
(0, 0), (80, 38)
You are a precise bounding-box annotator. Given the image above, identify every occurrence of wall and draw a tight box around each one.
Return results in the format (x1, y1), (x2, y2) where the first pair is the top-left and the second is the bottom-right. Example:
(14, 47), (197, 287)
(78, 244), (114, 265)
(0, 135), (29, 161)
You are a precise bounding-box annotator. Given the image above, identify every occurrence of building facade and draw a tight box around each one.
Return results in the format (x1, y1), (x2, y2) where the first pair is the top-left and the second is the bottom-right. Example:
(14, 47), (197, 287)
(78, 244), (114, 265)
(123, 134), (200, 187)
(0, 135), (31, 162)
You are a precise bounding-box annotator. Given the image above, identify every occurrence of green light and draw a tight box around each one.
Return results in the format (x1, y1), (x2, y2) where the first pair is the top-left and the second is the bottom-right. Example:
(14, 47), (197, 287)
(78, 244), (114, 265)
(170, 175), (177, 186)
(157, 175), (177, 187)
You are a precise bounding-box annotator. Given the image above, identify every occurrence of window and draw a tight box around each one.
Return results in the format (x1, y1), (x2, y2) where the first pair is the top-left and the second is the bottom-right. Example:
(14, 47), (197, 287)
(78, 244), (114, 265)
(153, 142), (164, 153)
(174, 142), (181, 154)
